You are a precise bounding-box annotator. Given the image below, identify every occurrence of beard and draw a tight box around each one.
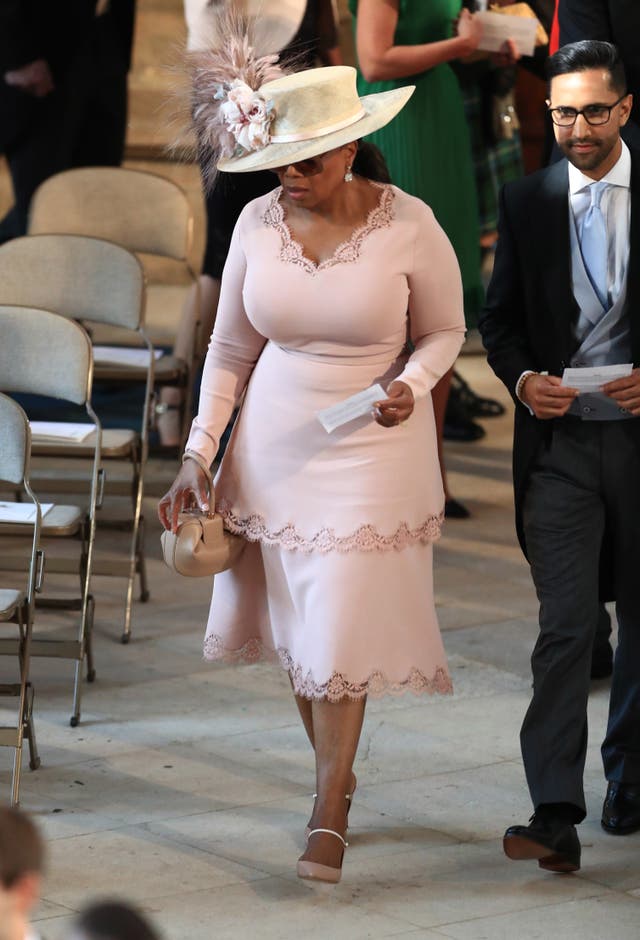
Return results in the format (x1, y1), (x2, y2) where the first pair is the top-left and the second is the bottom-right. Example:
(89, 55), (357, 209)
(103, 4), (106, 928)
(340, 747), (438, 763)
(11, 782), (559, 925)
(558, 134), (618, 173)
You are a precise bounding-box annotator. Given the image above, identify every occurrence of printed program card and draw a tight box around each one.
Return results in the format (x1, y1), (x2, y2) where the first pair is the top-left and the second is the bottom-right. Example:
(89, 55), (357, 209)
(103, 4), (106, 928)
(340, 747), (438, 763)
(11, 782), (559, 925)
(476, 10), (538, 57)
(317, 383), (386, 433)
(30, 422), (96, 443)
(93, 346), (164, 367)
(561, 364), (633, 393)
(0, 502), (53, 524)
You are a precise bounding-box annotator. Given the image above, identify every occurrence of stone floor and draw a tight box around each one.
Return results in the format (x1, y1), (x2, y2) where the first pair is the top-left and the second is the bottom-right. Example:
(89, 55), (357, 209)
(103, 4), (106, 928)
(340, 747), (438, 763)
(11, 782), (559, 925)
(1, 354), (637, 940)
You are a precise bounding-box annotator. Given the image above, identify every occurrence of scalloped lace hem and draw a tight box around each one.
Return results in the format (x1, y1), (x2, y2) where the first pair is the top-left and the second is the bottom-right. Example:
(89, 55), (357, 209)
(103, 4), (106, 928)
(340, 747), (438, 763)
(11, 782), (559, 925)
(203, 634), (452, 701)
(217, 500), (443, 552)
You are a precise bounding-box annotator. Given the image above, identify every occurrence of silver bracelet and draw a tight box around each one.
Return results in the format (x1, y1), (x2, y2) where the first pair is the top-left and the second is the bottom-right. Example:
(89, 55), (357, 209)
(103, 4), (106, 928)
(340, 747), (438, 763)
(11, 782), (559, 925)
(182, 450), (213, 491)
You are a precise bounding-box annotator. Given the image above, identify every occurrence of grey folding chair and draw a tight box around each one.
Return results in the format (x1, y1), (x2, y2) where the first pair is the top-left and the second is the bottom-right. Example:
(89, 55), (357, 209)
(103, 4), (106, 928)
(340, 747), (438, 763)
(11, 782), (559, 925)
(0, 234), (150, 642)
(29, 166), (200, 445)
(0, 394), (43, 805)
(0, 306), (101, 726)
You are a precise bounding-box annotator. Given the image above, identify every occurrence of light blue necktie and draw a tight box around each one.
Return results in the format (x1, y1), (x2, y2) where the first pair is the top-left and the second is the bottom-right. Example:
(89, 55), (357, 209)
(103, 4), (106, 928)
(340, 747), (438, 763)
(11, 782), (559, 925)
(580, 181), (609, 309)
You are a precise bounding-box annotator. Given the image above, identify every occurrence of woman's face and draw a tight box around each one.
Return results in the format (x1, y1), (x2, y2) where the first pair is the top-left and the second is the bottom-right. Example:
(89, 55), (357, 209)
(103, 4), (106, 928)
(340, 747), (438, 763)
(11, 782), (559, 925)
(272, 143), (356, 208)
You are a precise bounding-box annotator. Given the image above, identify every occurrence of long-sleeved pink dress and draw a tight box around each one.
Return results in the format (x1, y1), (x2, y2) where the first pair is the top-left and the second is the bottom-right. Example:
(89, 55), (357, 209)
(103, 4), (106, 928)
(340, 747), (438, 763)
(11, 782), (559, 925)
(185, 183), (466, 701)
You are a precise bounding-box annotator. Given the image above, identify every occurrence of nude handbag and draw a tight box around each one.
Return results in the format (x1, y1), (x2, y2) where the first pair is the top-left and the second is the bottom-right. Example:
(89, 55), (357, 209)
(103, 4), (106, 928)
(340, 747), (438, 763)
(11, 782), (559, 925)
(161, 510), (245, 577)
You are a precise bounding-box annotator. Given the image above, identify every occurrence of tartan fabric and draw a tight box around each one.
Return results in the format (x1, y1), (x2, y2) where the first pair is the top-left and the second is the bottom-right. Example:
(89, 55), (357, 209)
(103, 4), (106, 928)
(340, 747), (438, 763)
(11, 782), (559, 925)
(462, 80), (524, 236)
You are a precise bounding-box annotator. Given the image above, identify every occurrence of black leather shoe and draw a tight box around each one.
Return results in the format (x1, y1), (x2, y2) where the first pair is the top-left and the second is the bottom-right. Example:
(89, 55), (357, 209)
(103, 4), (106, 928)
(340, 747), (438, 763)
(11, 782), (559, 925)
(503, 815), (581, 872)
(590, 640), (613, 680)
(601, 782), (640, 835)
(444, 498), (471, 519)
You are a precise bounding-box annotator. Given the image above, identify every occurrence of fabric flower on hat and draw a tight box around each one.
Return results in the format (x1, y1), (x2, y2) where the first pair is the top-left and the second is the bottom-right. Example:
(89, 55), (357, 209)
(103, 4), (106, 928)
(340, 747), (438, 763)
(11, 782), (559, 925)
(218, 79), (275, 153)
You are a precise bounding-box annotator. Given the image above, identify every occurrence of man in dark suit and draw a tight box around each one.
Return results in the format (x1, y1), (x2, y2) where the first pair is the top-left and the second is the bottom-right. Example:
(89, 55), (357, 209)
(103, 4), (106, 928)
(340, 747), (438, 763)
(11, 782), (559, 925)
(0, 0), (135, 243)
(560, 0), (640, 147)
(559, 1), (640, 676)
(479, 40), (640, 872)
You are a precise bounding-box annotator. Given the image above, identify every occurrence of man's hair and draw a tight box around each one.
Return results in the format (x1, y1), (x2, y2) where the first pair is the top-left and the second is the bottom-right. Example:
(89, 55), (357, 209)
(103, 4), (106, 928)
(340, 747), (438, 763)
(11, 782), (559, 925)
(546, 40), (627, 96)
(0, 807), (45, 889)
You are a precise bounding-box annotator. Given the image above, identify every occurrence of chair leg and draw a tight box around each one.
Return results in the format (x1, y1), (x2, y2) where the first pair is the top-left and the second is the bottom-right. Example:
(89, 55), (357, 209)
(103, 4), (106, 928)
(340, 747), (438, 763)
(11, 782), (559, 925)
(25, 684), (40, 771)
(10, 738), (23, 807)
(85, 594), (96, 684)
(138, 516), (150, 605)
(71, 592), (94, 726)
(121, 485), (141, 645)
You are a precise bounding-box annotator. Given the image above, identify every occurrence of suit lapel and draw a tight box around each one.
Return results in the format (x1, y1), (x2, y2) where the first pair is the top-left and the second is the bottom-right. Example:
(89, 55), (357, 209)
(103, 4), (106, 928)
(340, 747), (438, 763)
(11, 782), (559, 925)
(540, 159), (577, 362)
(628, 149), (640, 363)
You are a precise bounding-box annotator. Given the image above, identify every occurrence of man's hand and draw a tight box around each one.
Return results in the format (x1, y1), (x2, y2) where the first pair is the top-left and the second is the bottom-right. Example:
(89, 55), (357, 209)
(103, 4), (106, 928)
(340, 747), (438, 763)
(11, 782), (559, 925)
(4, 58), (54, 97)
(602, 368), (640, 415)
(521, 374), (579, 419)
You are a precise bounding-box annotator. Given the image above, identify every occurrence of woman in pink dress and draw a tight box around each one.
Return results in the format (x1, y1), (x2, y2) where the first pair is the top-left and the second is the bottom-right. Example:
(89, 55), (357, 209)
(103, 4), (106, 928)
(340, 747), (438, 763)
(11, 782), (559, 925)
(159, 49), (465, 883)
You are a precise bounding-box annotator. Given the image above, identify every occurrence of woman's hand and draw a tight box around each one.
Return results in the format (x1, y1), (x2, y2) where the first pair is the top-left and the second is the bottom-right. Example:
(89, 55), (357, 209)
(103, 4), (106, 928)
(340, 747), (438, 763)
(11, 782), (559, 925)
(491, 38), (520, 67)
(373, 381), (415, 428)
(456, 9), (483, 57)
(158, 459), (212, 533)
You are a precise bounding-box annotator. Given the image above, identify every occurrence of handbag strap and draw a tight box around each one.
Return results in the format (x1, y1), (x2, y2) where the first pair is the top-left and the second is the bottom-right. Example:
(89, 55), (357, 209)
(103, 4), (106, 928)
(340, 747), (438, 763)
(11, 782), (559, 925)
(182, 448), (213, 494)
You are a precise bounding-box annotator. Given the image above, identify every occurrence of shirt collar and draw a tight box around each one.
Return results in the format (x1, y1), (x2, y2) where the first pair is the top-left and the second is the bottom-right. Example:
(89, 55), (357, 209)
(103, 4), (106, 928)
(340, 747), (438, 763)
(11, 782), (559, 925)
(568, 139), (631, 195)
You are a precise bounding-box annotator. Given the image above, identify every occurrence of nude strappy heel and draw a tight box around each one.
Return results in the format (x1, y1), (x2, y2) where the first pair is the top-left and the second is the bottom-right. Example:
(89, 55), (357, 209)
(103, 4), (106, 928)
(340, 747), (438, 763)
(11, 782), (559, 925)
(305, 776), (357, 840)
(297, 829), (349, 883)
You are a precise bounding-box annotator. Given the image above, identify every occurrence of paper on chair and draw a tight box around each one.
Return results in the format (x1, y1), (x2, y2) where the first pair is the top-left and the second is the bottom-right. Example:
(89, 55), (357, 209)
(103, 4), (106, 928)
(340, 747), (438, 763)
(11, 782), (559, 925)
(0, 502), (53, 523)
(30, 421), (96, 443)
(561, 364), (633, 393)
(317, 384), (386, 433)
(93, 346), (164, 367)
(476, 10), (538, 57)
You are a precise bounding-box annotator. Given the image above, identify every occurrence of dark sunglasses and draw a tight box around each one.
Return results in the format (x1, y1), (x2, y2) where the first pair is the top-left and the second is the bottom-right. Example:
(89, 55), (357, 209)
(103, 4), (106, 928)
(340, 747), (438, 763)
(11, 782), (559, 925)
(269, 147), (343, 177)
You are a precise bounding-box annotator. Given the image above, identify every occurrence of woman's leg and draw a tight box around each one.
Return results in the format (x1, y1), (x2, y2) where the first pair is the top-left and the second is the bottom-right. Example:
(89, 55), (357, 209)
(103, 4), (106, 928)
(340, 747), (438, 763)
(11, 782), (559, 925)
(156, 274), (221, 446)
(298, 696), (366, 870)
(293, 689), (315, 748)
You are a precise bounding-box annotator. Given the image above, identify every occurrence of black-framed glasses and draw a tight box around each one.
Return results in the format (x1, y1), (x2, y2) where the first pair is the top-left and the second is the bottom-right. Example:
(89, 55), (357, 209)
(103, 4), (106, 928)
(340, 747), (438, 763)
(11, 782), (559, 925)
(548, 93), (627, 127)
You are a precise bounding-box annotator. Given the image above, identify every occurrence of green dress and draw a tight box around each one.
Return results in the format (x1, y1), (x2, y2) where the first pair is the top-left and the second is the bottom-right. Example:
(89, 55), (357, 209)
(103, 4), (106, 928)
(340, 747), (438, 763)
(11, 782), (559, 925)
(349, 0), (483, 326)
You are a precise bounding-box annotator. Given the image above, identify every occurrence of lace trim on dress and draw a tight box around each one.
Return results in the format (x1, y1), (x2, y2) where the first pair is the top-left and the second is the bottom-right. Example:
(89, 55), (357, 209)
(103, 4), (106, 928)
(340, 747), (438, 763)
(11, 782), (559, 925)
(203, 634), (453, 701)
(218, 499), (444, 552)
(262, 183), (394, 275)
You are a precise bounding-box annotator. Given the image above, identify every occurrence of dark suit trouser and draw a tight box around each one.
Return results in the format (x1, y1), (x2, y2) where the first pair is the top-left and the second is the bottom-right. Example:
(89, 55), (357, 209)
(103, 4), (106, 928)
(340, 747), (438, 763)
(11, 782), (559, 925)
(522, 417), (640, 821)
(0, 14), (128, 244)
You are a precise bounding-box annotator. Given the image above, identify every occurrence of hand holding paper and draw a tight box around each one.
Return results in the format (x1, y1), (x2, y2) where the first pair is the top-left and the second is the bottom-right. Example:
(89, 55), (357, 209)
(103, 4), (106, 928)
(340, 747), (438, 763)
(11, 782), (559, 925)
(476, 10), (538, 57)
(599, 366), (640, 416)
(521, 373), (578, 420)
(561, 364), (633, 393)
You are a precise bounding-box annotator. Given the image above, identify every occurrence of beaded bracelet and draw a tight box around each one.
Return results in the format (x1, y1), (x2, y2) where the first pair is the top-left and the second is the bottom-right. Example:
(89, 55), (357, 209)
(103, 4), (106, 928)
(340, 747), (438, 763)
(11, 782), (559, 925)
(516, 371), (537, 403)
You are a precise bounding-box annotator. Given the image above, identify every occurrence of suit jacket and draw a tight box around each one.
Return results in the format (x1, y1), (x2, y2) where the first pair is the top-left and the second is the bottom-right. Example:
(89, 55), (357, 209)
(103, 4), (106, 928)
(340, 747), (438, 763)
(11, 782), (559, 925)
(0, 1), (98, 76)
(559, 0), (640, 139)
(478, 148), (640, 578)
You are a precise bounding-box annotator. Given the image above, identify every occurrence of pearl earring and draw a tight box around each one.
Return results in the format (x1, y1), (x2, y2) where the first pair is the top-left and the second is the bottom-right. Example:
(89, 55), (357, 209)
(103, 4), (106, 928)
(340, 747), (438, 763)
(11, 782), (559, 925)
(344, 166), (353, 183)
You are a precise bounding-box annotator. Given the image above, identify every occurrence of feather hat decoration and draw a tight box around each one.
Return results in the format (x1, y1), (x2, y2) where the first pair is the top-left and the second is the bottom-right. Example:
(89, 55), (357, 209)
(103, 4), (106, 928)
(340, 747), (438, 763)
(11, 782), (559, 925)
(182, 6), (291, 190)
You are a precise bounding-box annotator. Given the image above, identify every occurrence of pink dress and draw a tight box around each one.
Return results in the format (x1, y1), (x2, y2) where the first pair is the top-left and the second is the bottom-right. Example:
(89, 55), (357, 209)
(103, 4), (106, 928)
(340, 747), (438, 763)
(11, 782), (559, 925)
(186, 183), (466, 701)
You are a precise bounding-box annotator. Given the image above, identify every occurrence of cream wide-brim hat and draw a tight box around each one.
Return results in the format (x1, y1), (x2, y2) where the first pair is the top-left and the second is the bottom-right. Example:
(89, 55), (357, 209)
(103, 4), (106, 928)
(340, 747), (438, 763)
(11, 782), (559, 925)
(184, 0), (307, 55)
(217, 66), (415, 173)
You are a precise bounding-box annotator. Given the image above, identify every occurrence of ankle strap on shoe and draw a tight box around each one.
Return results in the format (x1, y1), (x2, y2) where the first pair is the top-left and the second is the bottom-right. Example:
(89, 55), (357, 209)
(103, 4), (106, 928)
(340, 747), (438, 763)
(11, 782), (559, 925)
(307, 828), (348, 847)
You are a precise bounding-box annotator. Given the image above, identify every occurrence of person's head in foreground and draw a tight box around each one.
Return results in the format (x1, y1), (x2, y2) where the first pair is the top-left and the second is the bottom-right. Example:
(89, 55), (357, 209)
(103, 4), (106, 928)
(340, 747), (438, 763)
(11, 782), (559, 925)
(0, 806), (45, 940)
(69, 900), (161, 940)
